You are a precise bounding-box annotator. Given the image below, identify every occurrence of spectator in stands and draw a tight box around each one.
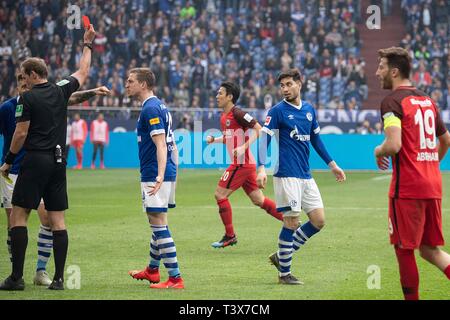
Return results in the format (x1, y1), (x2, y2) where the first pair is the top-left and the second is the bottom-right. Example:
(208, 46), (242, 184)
(0, 0), (372, 113)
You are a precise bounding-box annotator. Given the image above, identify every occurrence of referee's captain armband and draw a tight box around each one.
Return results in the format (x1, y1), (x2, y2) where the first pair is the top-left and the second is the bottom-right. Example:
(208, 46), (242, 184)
(383, 112), (401, 130)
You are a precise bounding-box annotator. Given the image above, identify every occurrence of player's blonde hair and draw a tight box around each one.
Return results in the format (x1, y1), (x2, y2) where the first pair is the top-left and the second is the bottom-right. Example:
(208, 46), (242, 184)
(129, 68), (155, 90)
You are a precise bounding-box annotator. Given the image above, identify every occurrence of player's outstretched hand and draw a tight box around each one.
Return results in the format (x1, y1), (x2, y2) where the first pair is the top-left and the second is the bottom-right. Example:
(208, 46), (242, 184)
(148, 176), (163, 196)
(376, 156), (390, 170)
(84, 24), (96, 43)
(256, 169), (267, 189)
(206, 136), (214, 144)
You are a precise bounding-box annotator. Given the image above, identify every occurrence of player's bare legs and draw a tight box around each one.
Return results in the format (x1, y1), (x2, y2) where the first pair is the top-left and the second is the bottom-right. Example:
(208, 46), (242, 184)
(37, 203), (50, 227)
(306, 208), (326, 230)
(212, 186), (237, 248)
(247, 189), (283, 221)
(419, 245), (450, 279)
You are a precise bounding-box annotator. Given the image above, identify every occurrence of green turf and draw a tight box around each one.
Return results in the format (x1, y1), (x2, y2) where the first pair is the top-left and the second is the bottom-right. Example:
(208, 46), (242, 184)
(0, 169), (449, 300)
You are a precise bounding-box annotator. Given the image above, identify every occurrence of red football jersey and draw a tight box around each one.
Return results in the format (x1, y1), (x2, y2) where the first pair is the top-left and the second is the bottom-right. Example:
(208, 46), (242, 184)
(220, 107), (257, 167)
(381, 86), (447, 199)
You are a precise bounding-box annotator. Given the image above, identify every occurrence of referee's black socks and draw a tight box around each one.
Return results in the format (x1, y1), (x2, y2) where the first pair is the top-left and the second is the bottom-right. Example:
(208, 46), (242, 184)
(52, 230), (68, 281)
(10, 226), (28, 281)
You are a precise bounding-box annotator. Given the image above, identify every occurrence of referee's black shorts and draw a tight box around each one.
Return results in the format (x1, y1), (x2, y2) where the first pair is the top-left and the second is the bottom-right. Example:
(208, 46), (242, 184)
(12, 151), (68, 211)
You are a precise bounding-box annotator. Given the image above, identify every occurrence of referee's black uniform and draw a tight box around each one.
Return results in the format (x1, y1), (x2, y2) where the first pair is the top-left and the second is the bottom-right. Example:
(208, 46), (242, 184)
(12, 76), (79, 210)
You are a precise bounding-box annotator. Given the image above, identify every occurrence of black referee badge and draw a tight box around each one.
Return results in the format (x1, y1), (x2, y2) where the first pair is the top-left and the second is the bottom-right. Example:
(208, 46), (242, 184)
(15, 104), (23, 117)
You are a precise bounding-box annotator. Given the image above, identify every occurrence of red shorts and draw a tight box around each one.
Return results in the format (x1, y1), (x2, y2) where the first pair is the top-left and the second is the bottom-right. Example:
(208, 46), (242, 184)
(389, 198), (444, 249)
(72, 140), (84, 149)
(218, 165), (259, 195)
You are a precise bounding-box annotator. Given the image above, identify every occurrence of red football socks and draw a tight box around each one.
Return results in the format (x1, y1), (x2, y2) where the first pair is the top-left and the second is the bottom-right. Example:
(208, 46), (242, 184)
(395, 246), (419, 300)
(444, 265), (450, 280)
(217, 198), (234, 237)
(261, 198), (283, 221)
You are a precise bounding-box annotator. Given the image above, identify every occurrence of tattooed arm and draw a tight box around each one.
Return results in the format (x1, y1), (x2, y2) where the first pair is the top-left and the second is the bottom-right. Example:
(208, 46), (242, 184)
(68, 86), (111, 106)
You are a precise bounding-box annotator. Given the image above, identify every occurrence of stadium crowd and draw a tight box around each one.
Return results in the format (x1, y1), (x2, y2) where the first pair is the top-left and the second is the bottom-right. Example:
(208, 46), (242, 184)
(400, 0), (450, 109)
(0, 0), (369, 111)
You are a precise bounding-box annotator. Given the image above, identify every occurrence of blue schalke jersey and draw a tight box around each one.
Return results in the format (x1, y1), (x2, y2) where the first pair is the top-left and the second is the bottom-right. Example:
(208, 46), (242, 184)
(137, 96), (176, 182)
(262, 99), (321, 179)
(0, 97), (26, 174)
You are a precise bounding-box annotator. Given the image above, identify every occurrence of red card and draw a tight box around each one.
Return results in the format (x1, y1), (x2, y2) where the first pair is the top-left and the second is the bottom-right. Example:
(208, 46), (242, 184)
(82, 16), (90, 30)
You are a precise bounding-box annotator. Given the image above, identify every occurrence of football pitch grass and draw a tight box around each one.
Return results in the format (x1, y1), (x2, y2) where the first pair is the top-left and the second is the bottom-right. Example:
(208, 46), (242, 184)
(0, 169), (449, 300)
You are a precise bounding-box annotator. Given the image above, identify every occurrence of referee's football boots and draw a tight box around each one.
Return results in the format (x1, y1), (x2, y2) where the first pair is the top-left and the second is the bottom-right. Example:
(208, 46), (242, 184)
(48, 278), (64, 290)
(0, 276), (25, 291)
(211, 234), (237, 248)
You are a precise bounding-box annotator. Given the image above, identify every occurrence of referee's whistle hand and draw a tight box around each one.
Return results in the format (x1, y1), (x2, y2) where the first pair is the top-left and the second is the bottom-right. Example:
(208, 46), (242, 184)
(84, 24), (96, 43)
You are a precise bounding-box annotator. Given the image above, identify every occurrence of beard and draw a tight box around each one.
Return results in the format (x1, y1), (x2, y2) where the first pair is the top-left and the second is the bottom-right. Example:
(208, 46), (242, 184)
(382, 75), (393, 90)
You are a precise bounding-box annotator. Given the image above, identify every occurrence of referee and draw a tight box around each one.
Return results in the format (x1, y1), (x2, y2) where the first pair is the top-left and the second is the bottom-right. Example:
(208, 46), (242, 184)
(0, 25), (96, 291)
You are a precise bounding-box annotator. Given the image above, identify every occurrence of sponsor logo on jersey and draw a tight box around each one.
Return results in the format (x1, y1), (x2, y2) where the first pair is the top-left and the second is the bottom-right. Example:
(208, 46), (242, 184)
(264, 116), (272, 126)
(56, 79), (70, 86)
(288, 114), (294, 120)
(149, 117), (160, 125)
(15, 104), (23, 117)
(306, 112), (313, 121)
(410, 98), (432, 107)
(290, 126), (310, 141)
(244, 113), (253, 123)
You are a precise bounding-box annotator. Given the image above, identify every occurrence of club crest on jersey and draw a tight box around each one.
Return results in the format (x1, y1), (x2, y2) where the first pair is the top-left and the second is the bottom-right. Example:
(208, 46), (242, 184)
(226, 119), (231, 127)
(306, 112), (313, 121)
(289, 200), (298, 208)
(264, 116), (272, 126)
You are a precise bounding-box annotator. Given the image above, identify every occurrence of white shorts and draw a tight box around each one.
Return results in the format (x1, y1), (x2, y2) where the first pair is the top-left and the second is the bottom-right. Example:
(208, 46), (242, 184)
(1, 174), (17, 209)
(273, 177), (323, 217)
(141, 181), (176, 213)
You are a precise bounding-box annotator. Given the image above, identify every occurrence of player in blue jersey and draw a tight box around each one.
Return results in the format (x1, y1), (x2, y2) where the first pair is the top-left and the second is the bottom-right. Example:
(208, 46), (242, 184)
(0, 73), (110, 286)
(257, 69), (346, 284)
(125, 68), (184, 289)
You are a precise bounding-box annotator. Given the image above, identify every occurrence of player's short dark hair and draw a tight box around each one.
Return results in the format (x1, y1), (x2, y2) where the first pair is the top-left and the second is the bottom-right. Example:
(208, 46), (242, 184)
(220, 81), (240, 104)
(129, 68), (156, 89)
(378, 47), (412, 79)
(277, 69), (302, 83)
(20, 57), (48, 79)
